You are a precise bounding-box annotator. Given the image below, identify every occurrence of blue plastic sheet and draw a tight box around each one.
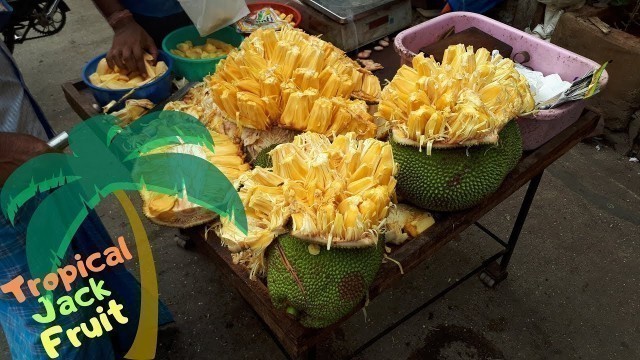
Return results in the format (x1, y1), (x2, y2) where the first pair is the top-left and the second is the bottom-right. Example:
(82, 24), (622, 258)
(447, 0), (504, 14)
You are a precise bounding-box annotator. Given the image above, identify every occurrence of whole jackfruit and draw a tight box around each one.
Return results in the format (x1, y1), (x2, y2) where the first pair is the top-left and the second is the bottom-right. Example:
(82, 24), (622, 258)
(391, 120), (523, 212)
(267, 234), (384, 329)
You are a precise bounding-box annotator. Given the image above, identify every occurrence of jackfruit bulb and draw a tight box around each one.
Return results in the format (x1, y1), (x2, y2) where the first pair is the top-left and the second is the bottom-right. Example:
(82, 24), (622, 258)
(385, 204), (435, 245)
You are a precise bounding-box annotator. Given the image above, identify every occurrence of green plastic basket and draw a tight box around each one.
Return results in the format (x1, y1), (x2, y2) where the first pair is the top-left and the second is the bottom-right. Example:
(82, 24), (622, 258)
(162, 25), (245, 82)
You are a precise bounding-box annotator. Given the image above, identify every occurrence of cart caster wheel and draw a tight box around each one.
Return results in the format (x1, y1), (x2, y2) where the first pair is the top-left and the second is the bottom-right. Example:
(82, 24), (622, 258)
(175, 234), (194, 250)
(479, 261), (508, 288)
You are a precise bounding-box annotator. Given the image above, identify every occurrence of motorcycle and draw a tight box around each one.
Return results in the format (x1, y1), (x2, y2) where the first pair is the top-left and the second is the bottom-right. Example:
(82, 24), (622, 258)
(1, 0), (70, 53)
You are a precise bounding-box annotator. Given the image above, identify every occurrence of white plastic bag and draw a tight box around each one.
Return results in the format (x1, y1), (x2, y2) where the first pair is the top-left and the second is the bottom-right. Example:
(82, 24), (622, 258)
(178, 0), (250, 36)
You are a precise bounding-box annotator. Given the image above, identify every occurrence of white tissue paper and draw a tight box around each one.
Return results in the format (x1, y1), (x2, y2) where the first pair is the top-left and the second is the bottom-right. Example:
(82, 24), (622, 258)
(515, 64), (572, 107)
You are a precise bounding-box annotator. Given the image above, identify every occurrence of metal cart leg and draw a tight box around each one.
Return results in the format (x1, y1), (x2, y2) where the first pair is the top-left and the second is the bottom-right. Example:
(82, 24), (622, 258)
(480, 171), (544, 288)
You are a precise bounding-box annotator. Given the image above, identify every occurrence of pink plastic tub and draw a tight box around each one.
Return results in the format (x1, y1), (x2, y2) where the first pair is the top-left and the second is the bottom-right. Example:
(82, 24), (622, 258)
(394, 12), (609, 150)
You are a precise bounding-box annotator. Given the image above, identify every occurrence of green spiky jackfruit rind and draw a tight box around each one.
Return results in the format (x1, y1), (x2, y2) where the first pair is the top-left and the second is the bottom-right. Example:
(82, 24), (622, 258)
(390, 120), (523, 212)
(266, 234), (385, 329)
(253, 143), (279, 168)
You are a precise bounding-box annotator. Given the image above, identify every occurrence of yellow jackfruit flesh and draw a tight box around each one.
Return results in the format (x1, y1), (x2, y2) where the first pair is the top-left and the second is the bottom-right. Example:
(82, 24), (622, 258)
(89, 55), (168, 89)
(109, 99), (155, 126)
(384, 204), (435, 245)
(206, 26), (381, 140)
(171, 38), (235, 59)
(139, 130), (251, 228)
(377, 44), (535, 153)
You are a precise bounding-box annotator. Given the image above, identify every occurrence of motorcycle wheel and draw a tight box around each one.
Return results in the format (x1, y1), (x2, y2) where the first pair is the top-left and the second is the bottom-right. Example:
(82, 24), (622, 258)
(32, 1), (67, 36)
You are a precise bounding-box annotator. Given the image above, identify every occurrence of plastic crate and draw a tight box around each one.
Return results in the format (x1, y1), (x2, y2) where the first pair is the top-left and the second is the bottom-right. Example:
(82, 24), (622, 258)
(394, 11), (609, 150)
(0, 0), (14, 31)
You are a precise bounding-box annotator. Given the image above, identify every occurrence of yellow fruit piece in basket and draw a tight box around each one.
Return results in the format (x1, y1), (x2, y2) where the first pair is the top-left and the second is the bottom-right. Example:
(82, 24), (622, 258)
(103, 80), (133, 90)
(185, 50), (201, 59)
(144, 61), (156, 78)
(96, 58), (110, 75)
(204, 43), (217, 53)
(177, 43), (191, 52)
(89, 52), (168, 89)
(206, 38), (234, 52)
(171, 49), (185, 57)
(172, 38), (234, 59)
(99, 74), (120, 82)
(127, 76), (145, 86)
(155, 61), (168, 74)
(89, 73), (101, 86)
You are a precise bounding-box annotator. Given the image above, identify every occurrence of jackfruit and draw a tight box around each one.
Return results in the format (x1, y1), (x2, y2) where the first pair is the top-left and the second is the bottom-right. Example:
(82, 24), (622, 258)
(390, 120), (523, 212)
(109, 99), (154, 126)
(206, 26), (381, 141)
(216, 132), (396, 279)
(266, 234), (384, 329)
(240, 127), (297, 162)
(89, 55), (168, 89)
(139, 130), (251, 228)
(377, 44), (534, 153)
(384, 204), (435, 245)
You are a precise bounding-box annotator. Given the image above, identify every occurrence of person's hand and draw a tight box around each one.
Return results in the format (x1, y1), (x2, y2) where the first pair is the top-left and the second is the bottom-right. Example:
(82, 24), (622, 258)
(106, 17), (158, 77)
(0, 133), (55, 188)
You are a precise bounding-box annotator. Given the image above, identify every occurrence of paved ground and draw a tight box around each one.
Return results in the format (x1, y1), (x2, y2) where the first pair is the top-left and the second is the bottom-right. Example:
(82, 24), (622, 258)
(2, 1), (639, 359)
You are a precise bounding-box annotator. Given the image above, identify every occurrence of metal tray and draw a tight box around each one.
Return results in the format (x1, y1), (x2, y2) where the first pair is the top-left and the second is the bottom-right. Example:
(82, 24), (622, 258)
(299, 0), (406, 23)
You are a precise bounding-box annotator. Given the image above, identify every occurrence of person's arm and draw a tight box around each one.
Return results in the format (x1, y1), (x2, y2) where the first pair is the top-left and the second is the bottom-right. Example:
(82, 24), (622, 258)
(91, 0), (157, 76)
(0, 133), (56, 188)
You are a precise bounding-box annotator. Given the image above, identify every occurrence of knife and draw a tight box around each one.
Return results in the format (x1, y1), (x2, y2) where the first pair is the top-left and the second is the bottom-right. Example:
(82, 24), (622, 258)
(49, 81), (199, 151)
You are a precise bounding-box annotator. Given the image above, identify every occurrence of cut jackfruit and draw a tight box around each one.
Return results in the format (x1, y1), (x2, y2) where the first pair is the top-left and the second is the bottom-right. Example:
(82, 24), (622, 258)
(216, 131), (397, 279)
(109, 99), (154, 126)
(139, 130), (251, 228)
(377, 44), (535, 153)
(384, 204), (435, 245)
(206, 26), (381, 140)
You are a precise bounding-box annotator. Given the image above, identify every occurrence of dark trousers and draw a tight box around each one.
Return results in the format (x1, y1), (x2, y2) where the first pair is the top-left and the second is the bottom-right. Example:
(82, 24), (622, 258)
(132, 11), (193, 48)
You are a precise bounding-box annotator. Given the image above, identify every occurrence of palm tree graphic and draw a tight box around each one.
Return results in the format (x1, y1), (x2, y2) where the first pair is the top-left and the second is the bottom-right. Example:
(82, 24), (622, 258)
(0, 110), (248, 359)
